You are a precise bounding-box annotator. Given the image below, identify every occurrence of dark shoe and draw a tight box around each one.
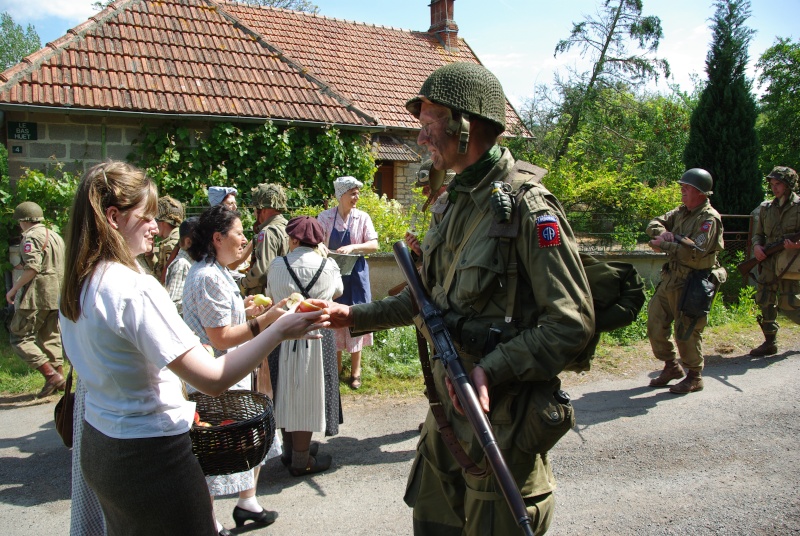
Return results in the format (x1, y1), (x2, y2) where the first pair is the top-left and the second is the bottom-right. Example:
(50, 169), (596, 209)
(669, 370), (704, 394)
(219, 529), (232, 536)
(750, 335), (777, 356)
(288, 453), (332, 477)
(36, 364), (66, 398)
(349, 375), (362, 390)
(280, 441), (319, 467)
(649, 360), (685, 387)
(232, 506), (277, 528)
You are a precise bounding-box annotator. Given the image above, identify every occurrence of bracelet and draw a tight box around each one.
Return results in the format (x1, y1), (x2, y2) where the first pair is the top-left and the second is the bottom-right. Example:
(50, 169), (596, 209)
(248, 317), (261, 338)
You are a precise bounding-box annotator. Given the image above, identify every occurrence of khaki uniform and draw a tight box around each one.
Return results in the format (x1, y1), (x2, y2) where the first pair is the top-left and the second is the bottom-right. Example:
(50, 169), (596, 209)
(154, 226), (180, 282)
(751, 192), (800, 332)
(10, 223), (65, 369)
(646, 200), (724, 371)
(242, 214), (289, 296)
(352, 147), (594, 535)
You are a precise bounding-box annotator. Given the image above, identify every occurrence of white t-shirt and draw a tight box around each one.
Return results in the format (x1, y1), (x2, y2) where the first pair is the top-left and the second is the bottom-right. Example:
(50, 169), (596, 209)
(60, 261), (201, 439)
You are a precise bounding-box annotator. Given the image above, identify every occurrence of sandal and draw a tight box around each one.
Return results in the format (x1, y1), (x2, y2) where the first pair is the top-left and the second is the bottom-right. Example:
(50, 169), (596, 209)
(349, 375), (362, 390)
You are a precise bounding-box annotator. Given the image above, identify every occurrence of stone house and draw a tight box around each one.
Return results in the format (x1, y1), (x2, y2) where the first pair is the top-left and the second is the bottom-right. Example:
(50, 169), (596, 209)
(0, 0), (526, 207)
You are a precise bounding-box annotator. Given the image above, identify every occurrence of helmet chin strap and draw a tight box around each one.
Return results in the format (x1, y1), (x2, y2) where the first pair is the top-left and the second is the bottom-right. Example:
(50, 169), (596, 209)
(445, 113), (471, 154)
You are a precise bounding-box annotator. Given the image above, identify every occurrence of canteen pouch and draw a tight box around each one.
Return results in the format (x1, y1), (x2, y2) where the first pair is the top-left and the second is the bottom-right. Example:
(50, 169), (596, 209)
(514, 377), (575, 455)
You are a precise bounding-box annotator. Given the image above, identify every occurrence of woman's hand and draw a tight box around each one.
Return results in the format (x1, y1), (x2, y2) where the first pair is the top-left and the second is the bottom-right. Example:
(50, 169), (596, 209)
(271, 309), (329, 341)
(257, 297), (288, 330)
(244, 294), (267, 317)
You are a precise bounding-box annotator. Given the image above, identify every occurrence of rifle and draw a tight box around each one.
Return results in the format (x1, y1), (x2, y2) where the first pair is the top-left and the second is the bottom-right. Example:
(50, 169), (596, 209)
(737, 231), (800, 278)
(392, 241), (535, 536)
(673, 233), (704, 252)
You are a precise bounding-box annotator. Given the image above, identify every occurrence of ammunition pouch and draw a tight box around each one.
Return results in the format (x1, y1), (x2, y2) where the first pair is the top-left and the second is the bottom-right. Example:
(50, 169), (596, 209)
(678, 269), (718, 319)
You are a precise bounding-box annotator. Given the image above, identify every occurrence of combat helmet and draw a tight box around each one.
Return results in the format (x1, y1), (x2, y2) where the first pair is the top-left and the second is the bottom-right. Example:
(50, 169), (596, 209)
(156, 196), (185, 226)
(678, 168), (713, 195)
(766, 166), (798, 191)
(12, 201), (44, 222)
(406, 63), (507, 154)
(251, 183), (287, 211)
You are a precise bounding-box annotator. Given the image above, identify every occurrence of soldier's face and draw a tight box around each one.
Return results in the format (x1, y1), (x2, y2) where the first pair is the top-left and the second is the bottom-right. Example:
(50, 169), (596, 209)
(156, 220), (172, 239)
(770, 178), (788, 199)
(680, 183), (706, 210)
(417, 103), (459, 173)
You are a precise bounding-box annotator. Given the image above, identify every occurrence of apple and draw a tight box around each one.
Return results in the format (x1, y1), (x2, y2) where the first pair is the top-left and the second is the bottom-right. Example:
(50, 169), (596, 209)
(297, 300), (321, 313)
(194, 411), (201, 424)
(253, 294), (272, 307)
(286, 292), (304, 308)
(220, 419), (236, 426)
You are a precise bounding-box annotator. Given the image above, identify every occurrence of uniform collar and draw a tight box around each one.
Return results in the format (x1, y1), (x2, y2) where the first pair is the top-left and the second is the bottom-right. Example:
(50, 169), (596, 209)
(449, 146), (515, 208)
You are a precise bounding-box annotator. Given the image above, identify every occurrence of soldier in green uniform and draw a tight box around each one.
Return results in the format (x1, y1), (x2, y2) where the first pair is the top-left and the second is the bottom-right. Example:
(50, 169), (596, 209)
(5, 202), (67, 397)
(646, 169), (726, 394)
(153, 195), (184, 284)
(241, 183), (289, 297)
(325, 63), (594, 536)
(749, 166), (800, 356)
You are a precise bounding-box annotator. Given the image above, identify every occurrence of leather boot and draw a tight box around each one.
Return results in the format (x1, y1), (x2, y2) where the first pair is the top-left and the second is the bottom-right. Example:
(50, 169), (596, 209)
(750, 334), (777, 356)
(669, 370), (704, 394)
(649, 360), (685, 387)
(36, 363), (66, 398)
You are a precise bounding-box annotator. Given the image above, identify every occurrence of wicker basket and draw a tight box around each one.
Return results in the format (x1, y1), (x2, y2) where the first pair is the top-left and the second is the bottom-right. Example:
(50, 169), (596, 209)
(188, 390), (275, 476)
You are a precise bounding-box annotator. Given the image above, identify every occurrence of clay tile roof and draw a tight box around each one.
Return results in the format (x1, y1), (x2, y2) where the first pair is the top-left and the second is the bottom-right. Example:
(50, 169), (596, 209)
(0, 0), (527, 134)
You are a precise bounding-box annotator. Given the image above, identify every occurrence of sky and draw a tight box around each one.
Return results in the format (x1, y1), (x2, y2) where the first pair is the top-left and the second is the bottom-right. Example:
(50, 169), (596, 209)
(1, 0), (797, 109)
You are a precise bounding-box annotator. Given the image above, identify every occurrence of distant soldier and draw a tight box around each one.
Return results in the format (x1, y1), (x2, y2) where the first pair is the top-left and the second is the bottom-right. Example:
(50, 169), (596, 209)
(6, 202), (67, 397)
(749, 166), (800, 356)
(154, 195), (185, 283)
(646, 169), (726, 394)
(241, 183), (289, 297)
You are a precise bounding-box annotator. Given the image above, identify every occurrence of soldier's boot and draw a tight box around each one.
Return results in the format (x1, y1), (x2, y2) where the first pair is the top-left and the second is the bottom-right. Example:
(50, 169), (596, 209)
(750, 334), (777, 357)
(669, 370), (704, 394)
(36, 363), (66, 398)
(54, 365), (66, 392)
(648, 359), (685, 387)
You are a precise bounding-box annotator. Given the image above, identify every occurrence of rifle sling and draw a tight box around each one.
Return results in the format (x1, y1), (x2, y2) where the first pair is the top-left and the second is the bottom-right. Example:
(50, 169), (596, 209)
(414, 324), (491, 479)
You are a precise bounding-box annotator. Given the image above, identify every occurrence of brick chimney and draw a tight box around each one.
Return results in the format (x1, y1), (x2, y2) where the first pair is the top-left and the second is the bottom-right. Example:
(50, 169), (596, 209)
(428, 0), (459, 52)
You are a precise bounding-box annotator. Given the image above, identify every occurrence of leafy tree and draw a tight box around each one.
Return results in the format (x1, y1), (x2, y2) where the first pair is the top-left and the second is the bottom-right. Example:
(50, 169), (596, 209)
(235, 0), (319, 12)
(0, 12), (41, 71)
(551, 0), (670, 162)
(682, 0), (761, 222)
(756, 37), (800, 172)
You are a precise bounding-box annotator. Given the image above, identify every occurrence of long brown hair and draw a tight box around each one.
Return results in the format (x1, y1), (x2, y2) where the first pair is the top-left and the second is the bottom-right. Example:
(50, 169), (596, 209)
(60, 162), (158, 321)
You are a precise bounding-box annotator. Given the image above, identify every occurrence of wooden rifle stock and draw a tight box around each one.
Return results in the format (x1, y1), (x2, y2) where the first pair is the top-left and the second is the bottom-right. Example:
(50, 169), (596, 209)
(392, 241), (535, 536)
(737, 231), (800, 278)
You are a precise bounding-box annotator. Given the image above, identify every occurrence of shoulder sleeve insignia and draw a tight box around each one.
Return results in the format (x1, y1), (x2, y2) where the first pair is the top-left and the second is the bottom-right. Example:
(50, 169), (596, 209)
(23, 242), (32, 253)
(700, 220), (712, 232)
(257, 230), (265, 243)
(536, 214), (561, 248)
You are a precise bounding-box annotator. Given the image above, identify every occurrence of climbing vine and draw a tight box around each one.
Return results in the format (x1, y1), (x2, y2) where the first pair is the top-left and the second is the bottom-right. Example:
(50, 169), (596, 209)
(131, 121), (377, 208)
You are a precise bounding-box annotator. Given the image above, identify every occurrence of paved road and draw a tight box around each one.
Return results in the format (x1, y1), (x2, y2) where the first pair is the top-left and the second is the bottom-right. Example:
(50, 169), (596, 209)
(1, 350), (798, 535)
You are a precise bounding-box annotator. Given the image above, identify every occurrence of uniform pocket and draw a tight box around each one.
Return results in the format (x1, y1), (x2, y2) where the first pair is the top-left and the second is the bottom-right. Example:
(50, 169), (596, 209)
(453, 241), (505, 305)
(514, 379), (575, 455)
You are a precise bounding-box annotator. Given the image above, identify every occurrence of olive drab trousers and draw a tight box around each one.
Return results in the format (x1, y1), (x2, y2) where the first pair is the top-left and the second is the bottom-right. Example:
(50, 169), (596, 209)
(646, 282), (706, 372)
(9, 308), (63, 370)
(755, 277), (800, 335)
(404, 412), (554, 536)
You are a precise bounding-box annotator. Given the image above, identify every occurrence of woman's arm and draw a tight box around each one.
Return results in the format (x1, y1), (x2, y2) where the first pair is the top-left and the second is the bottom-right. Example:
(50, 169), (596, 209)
(204, 301), (287, 351)
(336, 239), (378, 255)
(168, 309), (329, 396)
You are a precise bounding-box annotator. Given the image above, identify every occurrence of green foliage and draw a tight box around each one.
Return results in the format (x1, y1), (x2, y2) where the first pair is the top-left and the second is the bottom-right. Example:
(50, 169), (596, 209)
(0, 12), (41, 71)
(552, 0), (670, 161)
(683, 0), (761, 228)
(756, 37), (800, 173)
(604, 285), (653, 344)
(133, 122), (376, 209)
(363, 326), (422, 379)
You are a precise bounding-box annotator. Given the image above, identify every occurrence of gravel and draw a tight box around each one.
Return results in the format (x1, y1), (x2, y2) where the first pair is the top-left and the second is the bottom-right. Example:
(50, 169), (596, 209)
(0, 350), (798, 535)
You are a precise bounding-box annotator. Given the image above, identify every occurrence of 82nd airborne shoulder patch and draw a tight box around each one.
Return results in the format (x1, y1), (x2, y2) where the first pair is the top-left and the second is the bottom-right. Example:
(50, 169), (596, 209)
(536, 214), (561, 248)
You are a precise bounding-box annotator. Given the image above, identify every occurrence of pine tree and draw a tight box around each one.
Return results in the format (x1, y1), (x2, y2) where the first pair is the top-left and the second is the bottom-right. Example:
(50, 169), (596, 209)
(683, 0), (761, 223)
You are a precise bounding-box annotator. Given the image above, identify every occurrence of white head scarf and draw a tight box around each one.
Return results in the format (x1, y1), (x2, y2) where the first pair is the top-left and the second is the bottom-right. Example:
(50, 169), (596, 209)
(333, 176), (363, 201)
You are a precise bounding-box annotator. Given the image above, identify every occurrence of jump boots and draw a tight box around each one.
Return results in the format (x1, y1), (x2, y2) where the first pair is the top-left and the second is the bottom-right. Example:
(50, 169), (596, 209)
(648, 359), (685, 387)
(750, 333), (777, 357)
(36, 363), (66, 398)
(669, 370), (704, 394)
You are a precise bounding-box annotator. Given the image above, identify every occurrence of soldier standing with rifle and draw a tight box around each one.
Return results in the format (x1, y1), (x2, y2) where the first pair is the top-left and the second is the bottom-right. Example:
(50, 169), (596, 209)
(748, 166), (800, 356)
(325, 63), (594, 535)
(646, 169), (726, 394)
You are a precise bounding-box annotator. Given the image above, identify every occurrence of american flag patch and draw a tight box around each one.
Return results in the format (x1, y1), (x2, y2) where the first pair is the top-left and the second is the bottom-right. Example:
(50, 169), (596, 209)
(536, 215), (561, 248)
(23, 242), (32, 253)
